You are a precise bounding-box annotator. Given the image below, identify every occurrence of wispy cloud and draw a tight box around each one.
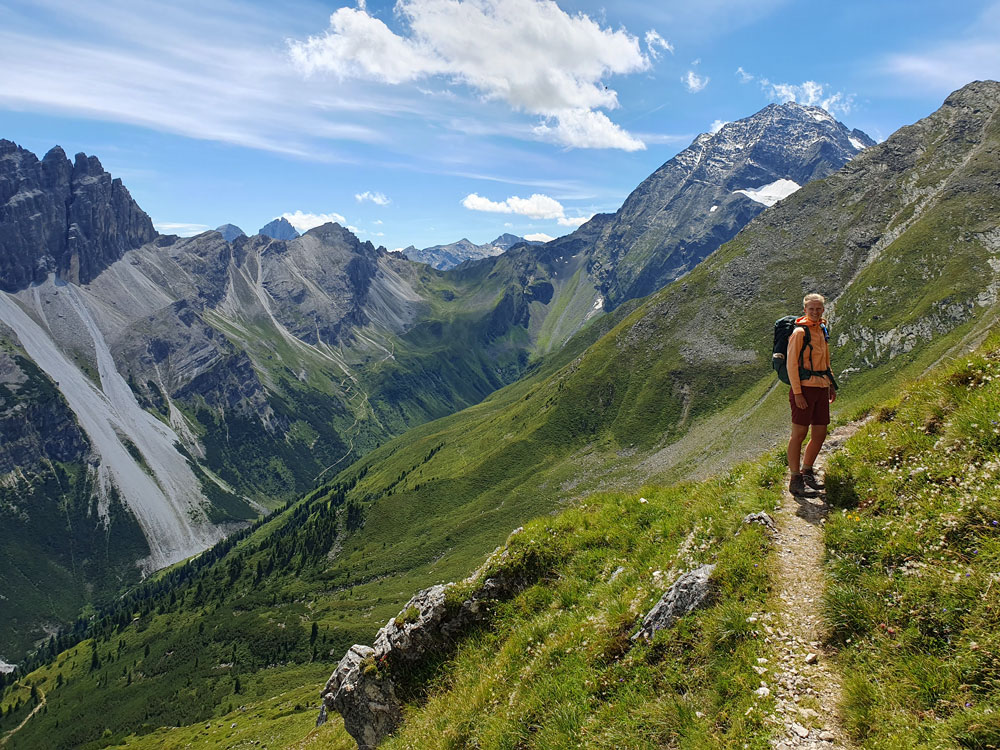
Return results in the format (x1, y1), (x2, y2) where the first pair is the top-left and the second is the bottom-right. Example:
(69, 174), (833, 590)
(736, 66), (754, 83)
(759, 78), (854, 116)
(645, 30), (673, 59)
(709, 119), (728, 134)
(281, 210), (347, 232)
(289, 0), (652, 150)
(355, 190), (391, 206)
(462, 192), (591, 226)
(683, 70), (709, 93)
(0, 0), (398, 159)
(882, 3), (1000, 92)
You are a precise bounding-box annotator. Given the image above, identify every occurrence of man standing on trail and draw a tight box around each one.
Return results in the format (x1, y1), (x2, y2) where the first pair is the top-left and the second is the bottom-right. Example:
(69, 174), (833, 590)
(787, 293), (837, 497)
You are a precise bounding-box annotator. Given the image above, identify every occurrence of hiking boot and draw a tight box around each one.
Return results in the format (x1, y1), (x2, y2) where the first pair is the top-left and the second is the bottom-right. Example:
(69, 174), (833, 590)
(802, 468), (825, 491)
(789, 473), (818, 498)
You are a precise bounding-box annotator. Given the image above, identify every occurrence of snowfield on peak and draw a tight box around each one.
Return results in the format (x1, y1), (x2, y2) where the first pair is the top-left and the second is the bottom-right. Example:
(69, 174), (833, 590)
(733, 178), (801, 207)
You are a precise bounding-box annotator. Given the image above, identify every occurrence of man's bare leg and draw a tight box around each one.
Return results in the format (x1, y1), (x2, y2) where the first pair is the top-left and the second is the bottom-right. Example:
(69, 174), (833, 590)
(802, 424), (828, 470)
(788, 423), (809, 474)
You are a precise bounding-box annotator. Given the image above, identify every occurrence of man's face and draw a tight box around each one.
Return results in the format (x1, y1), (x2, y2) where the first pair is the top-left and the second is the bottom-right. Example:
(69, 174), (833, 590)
(804, 300), (825, 321)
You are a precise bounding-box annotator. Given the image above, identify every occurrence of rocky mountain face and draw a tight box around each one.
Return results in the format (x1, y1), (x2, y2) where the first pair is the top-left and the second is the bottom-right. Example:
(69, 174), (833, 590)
(0, 140), (155, 292)
(215, 223), (246, 241)
(404, 233), (538, 270)
(578, 102), (874, 309)
(258, 216), (299, 240)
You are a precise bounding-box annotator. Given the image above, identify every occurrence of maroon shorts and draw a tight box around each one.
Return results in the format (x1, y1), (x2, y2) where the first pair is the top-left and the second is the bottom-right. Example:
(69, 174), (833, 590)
(790, 386), (831, 426)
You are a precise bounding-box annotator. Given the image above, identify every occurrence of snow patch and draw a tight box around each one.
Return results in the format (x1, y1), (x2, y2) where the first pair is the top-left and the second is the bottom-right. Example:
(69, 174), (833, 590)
(733, 178), (801, 207)
(0, 658), (16, 674)
(848, 137), (866, 150)
(710, 205), (718, 213)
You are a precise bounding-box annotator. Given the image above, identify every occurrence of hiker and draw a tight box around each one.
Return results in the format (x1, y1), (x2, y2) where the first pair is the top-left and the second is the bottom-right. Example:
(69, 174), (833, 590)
(787, 293), (836, 497)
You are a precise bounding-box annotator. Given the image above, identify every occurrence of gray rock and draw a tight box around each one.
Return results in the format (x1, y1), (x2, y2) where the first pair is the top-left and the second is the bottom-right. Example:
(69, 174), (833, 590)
(632, 564), (716, 641)
(743, 511), (777, 534)
(0, 140), (155, 293)
(215, 223), (246, 242)
(321, 645), (401, 750)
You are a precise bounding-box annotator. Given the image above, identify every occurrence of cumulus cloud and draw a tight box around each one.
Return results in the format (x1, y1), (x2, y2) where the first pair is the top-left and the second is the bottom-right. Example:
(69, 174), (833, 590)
(289, 0), (651, 150)
(683, 70), (709, 93)
(533, 108), (644, 151)
(758, 77), (854, 116)
(282, 210), (347, 231)
(736, 66), (754, 83)
(524, 232), (554, 242)
(462, 191), (591, 226)
(709, 119), (728, 134)
(645, 30), (673, 59)
(355, 190), (390, 205)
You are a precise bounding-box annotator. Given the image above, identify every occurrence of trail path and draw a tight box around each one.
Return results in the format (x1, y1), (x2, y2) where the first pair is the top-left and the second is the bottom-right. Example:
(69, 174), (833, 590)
(0, 688), (45, 746)
(764, 421), (866, 749)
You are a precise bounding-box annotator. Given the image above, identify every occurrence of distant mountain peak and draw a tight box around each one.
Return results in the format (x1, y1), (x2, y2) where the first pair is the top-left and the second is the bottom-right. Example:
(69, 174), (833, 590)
(258, 217), (299, 240)
(215, 224), (246, 242)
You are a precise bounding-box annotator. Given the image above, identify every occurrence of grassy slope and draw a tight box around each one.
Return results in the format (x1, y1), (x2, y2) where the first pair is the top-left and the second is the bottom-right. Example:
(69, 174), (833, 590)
(823, 336), (1000, 748)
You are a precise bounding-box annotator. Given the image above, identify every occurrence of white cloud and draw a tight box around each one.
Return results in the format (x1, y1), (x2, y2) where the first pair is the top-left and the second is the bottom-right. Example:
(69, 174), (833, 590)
(282, 210), (347, 231)
(557, 214), (593, 228)
(709, 119), (728, 134)
(736, 66), (754, 83)
(759, 78), (854, 116)
(524, 232), (554, 242)
(289, 0), (651, 150)
(154, 222), (210, 236)
(683, 70), (709, 93)
(645, 30), (673, 59)
(462, 192), (592, 227)
(533, 108), (645, 151)
(462, 192), (562, 219)
(355, 190), (390, 205)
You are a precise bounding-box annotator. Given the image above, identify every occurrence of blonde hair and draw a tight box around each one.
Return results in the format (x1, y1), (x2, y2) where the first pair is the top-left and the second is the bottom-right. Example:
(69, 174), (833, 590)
(803, 293), (826, 306)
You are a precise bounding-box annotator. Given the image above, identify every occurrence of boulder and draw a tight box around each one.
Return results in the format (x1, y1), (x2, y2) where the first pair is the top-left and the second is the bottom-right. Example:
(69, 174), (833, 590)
(632, 564), (716, 642)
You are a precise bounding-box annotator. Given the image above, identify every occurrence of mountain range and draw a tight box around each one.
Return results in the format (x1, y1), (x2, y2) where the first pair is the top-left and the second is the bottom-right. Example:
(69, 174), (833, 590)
(0, 100), (870, 664)
(402, 233), (539, 270)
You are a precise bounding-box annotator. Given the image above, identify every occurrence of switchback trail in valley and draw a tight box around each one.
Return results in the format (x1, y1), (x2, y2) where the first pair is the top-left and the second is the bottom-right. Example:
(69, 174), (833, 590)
(0, 687), (45, 747)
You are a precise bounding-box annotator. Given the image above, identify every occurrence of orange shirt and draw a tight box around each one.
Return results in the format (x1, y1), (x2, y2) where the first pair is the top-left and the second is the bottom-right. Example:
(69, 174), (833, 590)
(787, 317), (832, 394)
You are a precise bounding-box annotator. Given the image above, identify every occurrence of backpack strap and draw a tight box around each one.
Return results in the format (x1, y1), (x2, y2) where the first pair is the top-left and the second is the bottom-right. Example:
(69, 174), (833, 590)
(796, 324), (839, 391)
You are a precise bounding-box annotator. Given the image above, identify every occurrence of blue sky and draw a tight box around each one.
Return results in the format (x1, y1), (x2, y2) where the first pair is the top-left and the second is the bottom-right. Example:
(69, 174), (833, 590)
(1, 0), (998, 250)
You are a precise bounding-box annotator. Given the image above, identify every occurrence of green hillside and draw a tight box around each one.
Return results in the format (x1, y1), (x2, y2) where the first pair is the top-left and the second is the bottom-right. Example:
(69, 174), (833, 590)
(1, 81), (998, 749)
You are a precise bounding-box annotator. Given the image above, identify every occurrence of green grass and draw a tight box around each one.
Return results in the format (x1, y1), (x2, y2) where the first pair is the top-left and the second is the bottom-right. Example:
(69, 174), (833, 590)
(822, 336), (1000, 748)
(377, 454), (784, 750)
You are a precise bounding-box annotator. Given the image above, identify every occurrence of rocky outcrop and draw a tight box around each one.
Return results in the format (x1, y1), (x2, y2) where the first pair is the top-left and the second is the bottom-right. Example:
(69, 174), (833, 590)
(631, 564), (716, 642)
(322, 533), (540, 747)
(0, 140), (155, 292)
(321, 645), (402, 750)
